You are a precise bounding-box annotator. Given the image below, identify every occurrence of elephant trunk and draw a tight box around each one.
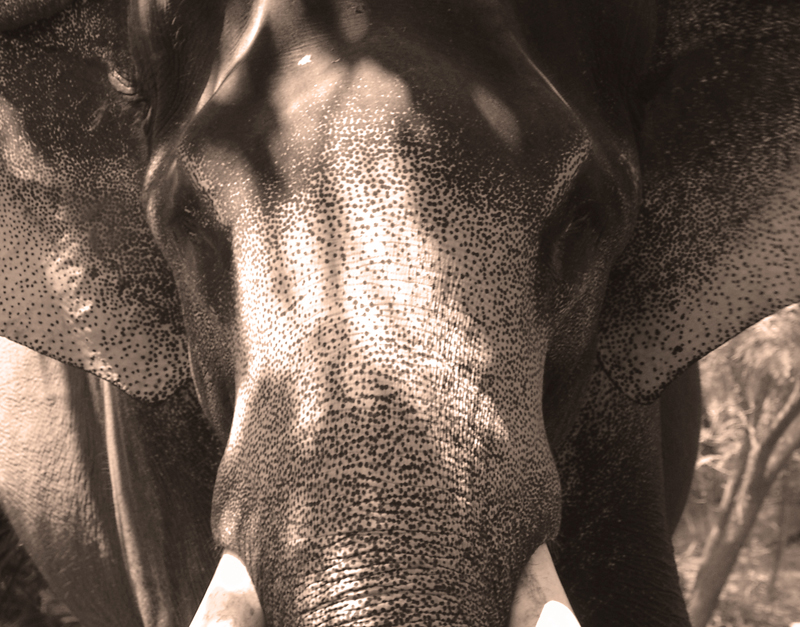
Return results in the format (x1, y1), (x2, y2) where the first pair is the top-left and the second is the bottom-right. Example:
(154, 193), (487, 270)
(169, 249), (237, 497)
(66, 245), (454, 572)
(189, 67), (576, 623)
(191, 547), (579, 627)
(202, 312), (562, 625)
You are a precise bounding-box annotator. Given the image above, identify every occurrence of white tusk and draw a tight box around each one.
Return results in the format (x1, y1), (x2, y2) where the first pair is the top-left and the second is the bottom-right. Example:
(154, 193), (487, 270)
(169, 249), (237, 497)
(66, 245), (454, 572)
(192, 546), (575, 627)
(509, 545), (581, 627)
(190, 551), (265, 627)
(533, 601), (581, 627)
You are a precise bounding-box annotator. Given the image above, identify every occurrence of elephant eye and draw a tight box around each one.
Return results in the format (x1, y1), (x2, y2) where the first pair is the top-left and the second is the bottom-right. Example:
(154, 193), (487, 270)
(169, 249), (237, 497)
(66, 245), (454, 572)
(168, 179), (203, 241)
(108, 67), (153, 138)
(165, 172), (231, 265)
(174, 204), (200, 238)
(541, 174), (616, 285)
(551, 206), (598, 283)
(557, 201), (605, 276)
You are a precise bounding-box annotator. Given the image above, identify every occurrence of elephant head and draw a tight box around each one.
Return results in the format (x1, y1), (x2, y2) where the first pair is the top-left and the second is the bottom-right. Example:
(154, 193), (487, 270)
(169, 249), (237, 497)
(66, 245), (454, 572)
(1, 0), (799, 626)
(126, 0), (638, 622)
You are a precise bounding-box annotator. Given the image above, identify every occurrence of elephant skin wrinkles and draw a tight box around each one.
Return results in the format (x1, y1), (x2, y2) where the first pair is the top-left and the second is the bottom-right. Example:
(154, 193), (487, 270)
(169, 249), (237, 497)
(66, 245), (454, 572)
(0, 338), (221, 627)
(0, 0), (800, 626)
(129, 0), (642, 623)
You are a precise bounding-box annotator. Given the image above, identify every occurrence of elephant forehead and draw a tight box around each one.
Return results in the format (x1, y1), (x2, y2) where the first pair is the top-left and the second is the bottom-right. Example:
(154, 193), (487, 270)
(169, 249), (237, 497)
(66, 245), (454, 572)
(180, 54), (593, 230)
(170, 61), (598, 386)
(184, 91), (588, 308)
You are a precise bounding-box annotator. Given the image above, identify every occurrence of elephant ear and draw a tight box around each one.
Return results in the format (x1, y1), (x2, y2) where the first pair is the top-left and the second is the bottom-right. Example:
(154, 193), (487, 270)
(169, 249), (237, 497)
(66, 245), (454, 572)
(0, 1), (189, 402)
(597, 1), (800, 403)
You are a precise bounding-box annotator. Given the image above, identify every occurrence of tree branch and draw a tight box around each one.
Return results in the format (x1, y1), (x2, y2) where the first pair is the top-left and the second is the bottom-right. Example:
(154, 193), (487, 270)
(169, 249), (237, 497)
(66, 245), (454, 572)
(765, 409), (800, 485)
(761, 380), (800, 456)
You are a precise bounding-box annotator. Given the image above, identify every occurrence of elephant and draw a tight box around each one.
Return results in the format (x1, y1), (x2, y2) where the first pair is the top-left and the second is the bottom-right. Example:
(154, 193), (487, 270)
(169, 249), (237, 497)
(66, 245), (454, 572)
(0, 337), (221, 627)
(1, 0), (799, 626)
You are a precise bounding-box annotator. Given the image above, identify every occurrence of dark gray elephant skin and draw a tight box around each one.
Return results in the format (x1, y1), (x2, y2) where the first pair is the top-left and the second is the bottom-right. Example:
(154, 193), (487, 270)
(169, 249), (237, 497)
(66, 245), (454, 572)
(0, 339), (222, 627)
(0, 1), (799, 626)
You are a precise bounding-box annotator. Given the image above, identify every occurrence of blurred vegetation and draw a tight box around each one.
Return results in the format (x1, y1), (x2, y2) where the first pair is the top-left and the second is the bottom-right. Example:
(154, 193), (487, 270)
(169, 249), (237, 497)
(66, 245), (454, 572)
(675, 470), (800, 627)
(675, 304), (800, 627)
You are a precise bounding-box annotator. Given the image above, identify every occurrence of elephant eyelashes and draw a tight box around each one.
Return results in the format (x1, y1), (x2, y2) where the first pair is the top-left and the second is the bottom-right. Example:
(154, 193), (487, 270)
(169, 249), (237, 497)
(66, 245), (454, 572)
(164, 173), (210, 242)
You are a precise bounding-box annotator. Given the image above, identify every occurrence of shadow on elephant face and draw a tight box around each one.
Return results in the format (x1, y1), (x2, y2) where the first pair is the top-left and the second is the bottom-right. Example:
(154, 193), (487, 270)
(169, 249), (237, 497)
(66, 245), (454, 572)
(1, 0), (800, 626)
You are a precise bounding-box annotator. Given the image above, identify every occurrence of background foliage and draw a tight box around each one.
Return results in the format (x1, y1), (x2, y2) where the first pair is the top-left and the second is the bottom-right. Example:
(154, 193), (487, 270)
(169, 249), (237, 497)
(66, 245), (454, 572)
(676, 304), (800, 627)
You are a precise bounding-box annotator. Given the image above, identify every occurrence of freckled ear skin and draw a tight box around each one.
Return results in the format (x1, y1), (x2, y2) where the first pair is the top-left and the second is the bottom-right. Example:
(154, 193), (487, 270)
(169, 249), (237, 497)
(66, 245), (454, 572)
(598, 1), (800, 402)
(0, 0), (189, 401)
(557, 6), (800, 624)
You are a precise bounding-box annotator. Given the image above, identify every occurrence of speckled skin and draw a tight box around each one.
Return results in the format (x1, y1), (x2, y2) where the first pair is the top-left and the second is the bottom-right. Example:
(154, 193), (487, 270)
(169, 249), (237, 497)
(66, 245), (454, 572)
(0, 0), (188, 400)
(598, 1), (800, 401)
(0, 0), (799, 626)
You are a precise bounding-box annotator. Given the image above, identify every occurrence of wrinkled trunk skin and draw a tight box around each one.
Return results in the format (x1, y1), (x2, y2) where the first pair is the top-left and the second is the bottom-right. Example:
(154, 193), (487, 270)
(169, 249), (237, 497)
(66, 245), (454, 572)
(214, 267), (560, 624)
(216, 340), (557, 625)
(201, 66), (569, 625)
